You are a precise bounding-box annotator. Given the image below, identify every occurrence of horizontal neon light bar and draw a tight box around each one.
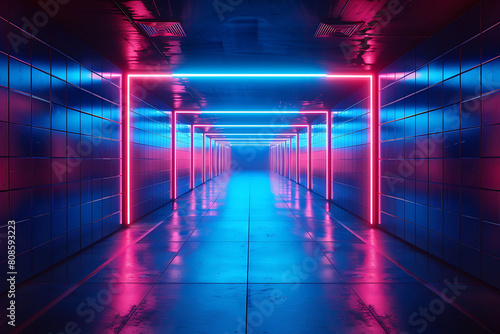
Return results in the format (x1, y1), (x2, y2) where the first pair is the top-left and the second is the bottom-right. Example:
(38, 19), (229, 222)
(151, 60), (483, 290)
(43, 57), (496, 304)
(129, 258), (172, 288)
(215, 140), (288, 142)
(206, 133), (297, 136)
(125, 73), (376, 227)
(230, 144), (272, 146)
(178, 110), (328, 114)
(128, 73), (372, 79)
(326, 74), (372, 78)
(194, 125), (308, 128)
(173, 74), (327, 78)
(128, 74), (372, 79)
(128, 74), (174, 78)
(214, 138), (288, 140)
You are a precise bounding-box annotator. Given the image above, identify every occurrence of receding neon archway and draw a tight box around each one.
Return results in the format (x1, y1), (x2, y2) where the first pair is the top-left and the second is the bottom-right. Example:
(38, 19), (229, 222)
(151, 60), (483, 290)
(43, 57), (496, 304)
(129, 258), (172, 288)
(124, 73), (377, 225)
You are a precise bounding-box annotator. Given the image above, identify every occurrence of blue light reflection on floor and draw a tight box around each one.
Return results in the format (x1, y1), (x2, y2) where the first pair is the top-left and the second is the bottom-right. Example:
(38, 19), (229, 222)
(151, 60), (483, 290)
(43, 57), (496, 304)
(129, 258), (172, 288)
(1, 172), (499, 333)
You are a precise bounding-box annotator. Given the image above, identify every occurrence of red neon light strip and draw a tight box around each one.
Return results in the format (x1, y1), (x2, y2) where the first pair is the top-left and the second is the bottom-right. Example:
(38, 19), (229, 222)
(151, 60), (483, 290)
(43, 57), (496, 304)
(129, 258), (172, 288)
(296, 134), (299, 182)
(369, 76), (374, 224)
(209, 138), (212, 179)
(190, 125), (194, 189)
(289, 138), (292, 179)
(173, 111), (177, 199)
(202, 133), (206, 183)
(177, 110), (328, 114)
(326, 112), (331, 200)
(125, 76), (131, 225)
(307, 124), (311, 189)
(206, 133), (297, 136)
(119, 74), (123, 224)
(193, 124), (309, 128)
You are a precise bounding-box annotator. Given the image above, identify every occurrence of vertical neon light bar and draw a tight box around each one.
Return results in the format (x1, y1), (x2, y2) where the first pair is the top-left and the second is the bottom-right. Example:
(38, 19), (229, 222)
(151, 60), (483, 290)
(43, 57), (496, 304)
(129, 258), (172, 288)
(202, 133), (206, 183)
(125, 74), (375, 225)
(286, 141), (288, 177)
(125, 75), (133, 224)
(283, 142), (285, 175)
(209, 138), (212, 179)
(190, 124), (194, 189)
(119, 74), (123, 224)
(288, 138), (292, 179)
(271, 146), (273, 172)
(326, 111), (332, 200)
(282, 141), (285, 176)
(307, 125), (312, 189)
(214, 142), (216, 177)
(123, 75), (129, 225)
(296, 134), (300, 183)
(371, 75), (379, 225)
(277, 144), (280, 175)
(218, 143), (221, 175)
(172, 110), (177, 199)
(279, 143), (282, 175)
(273, 146), (277, 173)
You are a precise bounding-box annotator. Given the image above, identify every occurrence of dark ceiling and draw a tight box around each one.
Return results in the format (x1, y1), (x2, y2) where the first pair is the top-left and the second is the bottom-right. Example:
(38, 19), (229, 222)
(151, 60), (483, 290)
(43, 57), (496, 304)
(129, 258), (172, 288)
(30, 0), (482, 73)
(27, 0), (482, 130)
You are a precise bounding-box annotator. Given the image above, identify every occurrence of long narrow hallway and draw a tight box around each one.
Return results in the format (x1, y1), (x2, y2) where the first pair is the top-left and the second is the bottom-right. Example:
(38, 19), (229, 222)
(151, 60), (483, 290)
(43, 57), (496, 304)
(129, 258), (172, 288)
(2, 172), (499, 333)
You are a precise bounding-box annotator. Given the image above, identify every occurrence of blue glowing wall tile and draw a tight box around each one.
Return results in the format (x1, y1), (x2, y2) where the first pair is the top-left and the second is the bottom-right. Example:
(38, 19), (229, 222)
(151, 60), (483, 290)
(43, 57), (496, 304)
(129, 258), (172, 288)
(379, 5), (500, 288)
(0, 6), (122, 288)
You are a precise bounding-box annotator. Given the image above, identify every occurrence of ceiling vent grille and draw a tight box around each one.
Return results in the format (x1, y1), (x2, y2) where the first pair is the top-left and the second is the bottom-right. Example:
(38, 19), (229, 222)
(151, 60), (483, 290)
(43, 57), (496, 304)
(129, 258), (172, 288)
(314, 21), (363, 37)
(138, 22), (186, 37)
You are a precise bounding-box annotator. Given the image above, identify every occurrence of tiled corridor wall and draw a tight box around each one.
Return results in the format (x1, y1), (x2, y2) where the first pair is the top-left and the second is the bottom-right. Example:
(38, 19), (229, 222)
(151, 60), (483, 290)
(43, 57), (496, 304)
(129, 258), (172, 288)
(379, 0), (500, 288)
(331, 84), (371, 221)
(312, 117), (327, 198)
(129, 93), (171, 222)
(0, 2), (122, 289)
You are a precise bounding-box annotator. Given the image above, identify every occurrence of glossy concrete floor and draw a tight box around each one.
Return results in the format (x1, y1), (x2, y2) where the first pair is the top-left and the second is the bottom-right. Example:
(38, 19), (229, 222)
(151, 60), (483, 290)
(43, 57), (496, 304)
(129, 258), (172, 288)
(1, 171), (500, 333)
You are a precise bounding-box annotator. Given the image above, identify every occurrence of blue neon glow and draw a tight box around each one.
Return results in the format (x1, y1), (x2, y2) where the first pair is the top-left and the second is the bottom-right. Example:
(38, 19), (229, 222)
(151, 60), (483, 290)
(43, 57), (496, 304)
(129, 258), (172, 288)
(172, 74), (327, 78)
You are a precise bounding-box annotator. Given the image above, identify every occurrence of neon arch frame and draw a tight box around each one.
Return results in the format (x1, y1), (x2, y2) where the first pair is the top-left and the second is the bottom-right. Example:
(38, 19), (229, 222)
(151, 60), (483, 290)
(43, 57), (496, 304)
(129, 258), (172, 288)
(125, 74), (377, 225)
(193, 124), (313, 195)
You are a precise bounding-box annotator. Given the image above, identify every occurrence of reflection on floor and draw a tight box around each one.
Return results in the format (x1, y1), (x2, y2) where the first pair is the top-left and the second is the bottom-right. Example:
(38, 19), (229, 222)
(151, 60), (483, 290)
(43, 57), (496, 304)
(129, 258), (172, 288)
(1, 172), (499, 333)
